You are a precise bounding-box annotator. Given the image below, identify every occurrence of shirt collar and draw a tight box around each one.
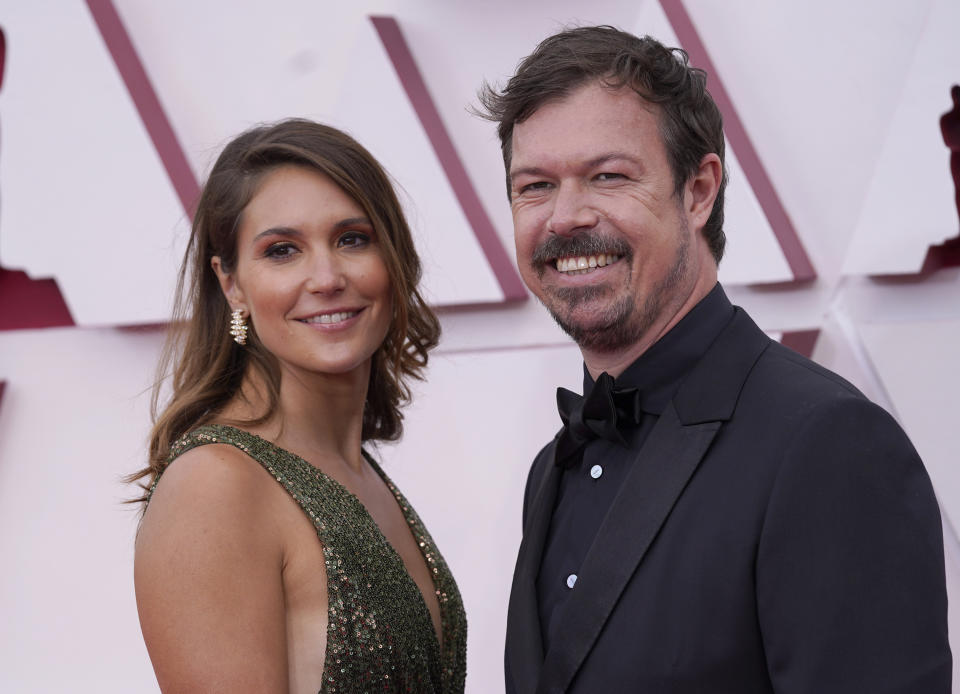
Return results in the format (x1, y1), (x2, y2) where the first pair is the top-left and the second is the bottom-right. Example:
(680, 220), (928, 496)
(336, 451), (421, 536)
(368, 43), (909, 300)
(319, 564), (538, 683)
(581, 283), (734, 415)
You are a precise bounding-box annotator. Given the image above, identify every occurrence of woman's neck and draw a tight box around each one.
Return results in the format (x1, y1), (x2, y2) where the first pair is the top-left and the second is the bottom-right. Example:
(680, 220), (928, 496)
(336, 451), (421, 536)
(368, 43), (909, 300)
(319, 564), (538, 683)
(219, 360), (371, 472)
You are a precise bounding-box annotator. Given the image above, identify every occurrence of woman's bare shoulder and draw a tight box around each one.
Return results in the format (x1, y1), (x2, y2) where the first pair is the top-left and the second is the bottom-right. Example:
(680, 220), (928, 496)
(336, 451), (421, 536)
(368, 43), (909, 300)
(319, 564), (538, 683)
(138, 442), (287, 555)
(153, 442), (266, 500)
(137, 442), (283, 568)
(135, 443), (291, 692)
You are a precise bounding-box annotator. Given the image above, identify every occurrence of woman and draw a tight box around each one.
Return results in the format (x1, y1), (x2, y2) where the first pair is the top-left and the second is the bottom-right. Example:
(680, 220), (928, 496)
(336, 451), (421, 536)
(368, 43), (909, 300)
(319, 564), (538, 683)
(131, 120), (466, 693)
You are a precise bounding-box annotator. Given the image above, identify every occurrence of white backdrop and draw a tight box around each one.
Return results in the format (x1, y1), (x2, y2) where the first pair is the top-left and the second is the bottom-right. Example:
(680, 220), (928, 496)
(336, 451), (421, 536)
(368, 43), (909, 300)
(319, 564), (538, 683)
(1, 1), (959, 691)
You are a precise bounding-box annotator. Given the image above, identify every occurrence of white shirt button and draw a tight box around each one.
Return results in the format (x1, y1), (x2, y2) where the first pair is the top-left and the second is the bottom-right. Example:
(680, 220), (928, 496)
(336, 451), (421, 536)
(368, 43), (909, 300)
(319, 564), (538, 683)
(566, 573), (578, 589)
(590, 464), (603, 479)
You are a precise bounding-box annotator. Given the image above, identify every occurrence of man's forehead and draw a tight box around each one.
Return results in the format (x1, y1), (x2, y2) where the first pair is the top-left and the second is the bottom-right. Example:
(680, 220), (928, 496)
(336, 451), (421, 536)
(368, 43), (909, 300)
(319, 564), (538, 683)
(510, 84), (664, 174)
(510, 151), (643, 179)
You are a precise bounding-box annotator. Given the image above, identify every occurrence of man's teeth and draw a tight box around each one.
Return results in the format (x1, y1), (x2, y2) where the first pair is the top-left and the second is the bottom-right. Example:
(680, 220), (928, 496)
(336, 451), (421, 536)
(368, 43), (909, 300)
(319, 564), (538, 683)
(301, 311), (358, 324)
(555, 254), (621, 274)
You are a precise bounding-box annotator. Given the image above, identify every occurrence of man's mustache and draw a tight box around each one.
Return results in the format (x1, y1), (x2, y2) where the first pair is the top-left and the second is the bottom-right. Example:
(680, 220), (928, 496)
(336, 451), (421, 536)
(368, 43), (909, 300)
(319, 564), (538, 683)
(530, 232), (632, 276)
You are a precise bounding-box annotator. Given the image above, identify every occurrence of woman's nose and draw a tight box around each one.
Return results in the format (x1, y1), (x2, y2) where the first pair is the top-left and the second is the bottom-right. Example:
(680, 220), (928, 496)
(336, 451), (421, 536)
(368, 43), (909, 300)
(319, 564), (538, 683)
(303, 253), (347, 294)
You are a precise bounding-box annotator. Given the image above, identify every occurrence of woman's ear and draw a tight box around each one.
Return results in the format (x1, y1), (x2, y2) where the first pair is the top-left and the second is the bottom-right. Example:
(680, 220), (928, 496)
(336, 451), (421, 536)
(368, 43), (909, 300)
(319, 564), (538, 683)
(211, 256), (245, 311)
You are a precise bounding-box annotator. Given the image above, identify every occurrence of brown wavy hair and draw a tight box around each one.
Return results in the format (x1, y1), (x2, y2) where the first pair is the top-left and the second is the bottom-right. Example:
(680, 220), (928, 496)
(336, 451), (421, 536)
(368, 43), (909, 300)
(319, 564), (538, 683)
(478, 25), (728, 263)
(129, 119), (440, 503)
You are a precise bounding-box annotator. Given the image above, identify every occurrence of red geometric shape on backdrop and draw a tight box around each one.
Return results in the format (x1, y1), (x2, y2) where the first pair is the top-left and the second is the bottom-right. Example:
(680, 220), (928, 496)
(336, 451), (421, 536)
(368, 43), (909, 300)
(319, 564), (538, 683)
(661, 0), (817, 282)
(780, 329), (820, 359)
(0, 24), (5, 91)
(922, 237), (960, 273)
(370, 15), (527, 303)
(921, 84), (960, 273)
(0, 269), (75, 330)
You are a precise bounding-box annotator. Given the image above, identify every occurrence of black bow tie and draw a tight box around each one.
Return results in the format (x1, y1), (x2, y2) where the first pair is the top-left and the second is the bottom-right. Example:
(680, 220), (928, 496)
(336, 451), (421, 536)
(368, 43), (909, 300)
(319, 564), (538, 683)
(555, 372), (643, 468)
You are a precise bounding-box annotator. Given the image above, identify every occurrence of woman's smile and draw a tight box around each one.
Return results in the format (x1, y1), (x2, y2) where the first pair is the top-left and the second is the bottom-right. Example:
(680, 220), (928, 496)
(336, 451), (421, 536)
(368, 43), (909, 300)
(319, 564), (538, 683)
(295, 308), (363, 329)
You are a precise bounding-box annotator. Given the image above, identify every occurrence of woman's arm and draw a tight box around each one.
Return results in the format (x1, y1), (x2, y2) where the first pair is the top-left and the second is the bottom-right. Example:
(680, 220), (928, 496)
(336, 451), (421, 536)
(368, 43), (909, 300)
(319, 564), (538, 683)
(135, 445), (290, 693)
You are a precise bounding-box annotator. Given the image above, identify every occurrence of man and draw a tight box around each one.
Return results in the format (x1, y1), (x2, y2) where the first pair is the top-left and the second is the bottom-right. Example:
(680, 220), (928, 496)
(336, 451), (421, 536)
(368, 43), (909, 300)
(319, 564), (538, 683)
(479, 26), (951, 693)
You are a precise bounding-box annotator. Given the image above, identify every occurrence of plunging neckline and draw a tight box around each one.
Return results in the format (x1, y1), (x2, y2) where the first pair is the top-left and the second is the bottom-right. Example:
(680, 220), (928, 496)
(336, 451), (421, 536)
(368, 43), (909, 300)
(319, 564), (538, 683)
(209, 424), (445, 653)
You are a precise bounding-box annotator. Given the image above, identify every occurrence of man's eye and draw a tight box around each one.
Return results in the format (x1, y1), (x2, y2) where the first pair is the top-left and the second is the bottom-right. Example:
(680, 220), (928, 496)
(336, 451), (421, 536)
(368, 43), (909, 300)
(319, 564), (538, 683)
(338, 231), (371, 249)
(519, 181), (552, 194)
(595, 172), (625, 182)
(264, 242), (298, 259)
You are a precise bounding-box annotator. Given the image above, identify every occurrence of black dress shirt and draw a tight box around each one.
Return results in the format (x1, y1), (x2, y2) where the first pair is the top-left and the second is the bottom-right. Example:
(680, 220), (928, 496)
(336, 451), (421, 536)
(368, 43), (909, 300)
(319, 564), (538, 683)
(536, 283), (735, 649)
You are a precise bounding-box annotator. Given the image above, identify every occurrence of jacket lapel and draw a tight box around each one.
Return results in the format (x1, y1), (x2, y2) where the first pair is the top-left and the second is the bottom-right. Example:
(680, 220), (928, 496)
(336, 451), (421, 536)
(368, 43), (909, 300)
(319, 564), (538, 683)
(536, 405), (720, 693)
(506, 443), (562, 694)
(536, 309), (770, 693)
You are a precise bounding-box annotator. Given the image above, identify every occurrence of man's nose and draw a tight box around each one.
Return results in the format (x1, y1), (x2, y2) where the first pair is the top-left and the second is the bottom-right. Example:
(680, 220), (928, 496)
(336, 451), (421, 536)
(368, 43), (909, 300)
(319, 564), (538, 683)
(304, 252), (347, 294)
(546, 181), (598, 236)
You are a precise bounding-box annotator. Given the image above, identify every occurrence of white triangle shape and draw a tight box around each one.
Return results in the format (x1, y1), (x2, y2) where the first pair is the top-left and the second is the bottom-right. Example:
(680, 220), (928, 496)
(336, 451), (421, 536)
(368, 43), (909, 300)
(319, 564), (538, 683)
(0, 1), (188, 326)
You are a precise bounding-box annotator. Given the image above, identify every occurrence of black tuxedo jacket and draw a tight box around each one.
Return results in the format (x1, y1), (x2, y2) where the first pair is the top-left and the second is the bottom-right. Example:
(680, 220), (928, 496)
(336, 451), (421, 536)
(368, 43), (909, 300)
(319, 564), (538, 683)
(505, 308), (951, 693)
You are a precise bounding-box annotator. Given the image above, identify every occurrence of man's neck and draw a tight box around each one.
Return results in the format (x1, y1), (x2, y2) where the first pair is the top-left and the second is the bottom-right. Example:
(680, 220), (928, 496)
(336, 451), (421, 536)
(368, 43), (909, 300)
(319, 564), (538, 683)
(581, 276), (717, 380)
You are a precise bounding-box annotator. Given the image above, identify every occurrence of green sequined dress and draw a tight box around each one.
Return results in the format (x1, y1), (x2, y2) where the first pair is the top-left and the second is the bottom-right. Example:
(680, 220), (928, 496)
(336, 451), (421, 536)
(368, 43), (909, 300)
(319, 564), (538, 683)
(154, 424), (467, 693)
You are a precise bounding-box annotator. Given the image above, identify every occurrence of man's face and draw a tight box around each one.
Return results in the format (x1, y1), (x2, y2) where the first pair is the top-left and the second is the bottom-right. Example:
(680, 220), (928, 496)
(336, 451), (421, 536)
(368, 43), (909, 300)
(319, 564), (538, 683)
(510, 82), (715, 354)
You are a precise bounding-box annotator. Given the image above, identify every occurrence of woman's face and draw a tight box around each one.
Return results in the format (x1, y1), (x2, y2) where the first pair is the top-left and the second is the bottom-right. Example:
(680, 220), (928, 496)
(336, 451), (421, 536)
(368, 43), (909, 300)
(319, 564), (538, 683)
(213, 165), (393, 379)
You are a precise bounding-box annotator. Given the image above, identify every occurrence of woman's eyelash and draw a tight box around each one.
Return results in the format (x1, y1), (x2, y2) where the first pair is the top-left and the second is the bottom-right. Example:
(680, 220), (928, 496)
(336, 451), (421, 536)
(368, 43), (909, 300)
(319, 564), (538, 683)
(264, 242), (298, 258)
(339, 231), (372, 248)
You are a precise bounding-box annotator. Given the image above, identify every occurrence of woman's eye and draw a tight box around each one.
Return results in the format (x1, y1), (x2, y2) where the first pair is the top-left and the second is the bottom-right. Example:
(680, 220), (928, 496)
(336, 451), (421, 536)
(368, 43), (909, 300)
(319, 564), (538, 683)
(338, 231), (372, 249)
(264, 242), (298, 259)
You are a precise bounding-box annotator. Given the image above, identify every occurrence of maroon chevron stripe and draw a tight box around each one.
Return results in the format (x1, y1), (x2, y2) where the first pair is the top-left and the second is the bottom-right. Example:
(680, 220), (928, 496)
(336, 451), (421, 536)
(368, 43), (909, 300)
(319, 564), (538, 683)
(661, 0), (816, 282)
(85, 0), (199, 218)
(370, 15), (527, 303)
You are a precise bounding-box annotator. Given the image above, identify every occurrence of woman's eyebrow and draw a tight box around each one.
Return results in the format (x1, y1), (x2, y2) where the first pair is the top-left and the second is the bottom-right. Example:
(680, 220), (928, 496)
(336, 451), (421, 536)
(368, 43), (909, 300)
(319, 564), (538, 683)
(252, 226), (302, 242)
(334, 216), (372, 229)
(251, 217), (372, 242)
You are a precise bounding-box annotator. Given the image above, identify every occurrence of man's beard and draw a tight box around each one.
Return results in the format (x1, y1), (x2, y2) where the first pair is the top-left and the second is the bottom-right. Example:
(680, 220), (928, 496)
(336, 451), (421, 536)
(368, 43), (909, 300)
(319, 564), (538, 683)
(532, 227), (691, 353)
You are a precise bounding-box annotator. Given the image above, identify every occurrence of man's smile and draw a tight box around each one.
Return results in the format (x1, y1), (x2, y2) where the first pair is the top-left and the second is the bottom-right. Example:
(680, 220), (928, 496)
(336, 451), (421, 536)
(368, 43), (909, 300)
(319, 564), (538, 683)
(530, 231), (632, 280)
(554, 253), (623, 274)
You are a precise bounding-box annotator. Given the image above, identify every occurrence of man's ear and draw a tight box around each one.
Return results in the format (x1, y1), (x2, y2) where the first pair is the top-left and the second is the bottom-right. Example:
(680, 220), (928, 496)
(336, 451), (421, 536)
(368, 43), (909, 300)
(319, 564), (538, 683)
(211, 256), (245, 311)
(685, 153), (723, 230)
